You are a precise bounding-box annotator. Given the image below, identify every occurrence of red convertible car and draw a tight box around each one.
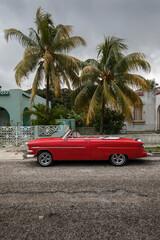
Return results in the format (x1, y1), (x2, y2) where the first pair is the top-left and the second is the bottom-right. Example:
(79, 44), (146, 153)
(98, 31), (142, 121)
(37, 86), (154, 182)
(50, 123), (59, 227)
(26, 130), (152, 167)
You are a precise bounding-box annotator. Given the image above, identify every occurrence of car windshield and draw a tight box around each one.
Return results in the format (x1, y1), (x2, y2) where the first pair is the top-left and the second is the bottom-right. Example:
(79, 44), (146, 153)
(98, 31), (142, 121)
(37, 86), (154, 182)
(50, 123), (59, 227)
(61, 130), (120, 140)
(61, 130), (72, 139)
(61, 130), (82, 139)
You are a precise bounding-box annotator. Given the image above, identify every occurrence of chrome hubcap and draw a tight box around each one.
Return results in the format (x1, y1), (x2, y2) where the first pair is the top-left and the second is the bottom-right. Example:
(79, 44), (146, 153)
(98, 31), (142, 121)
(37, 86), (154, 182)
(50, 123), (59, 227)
(39, 152), (52, 166)
(111, 154), (125, 165)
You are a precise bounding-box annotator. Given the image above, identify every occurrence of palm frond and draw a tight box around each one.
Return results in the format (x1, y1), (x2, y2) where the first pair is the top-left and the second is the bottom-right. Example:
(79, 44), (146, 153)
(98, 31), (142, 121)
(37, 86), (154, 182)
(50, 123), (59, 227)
(55, 57), (80, 88)
(24, 103), (48, 119)
(30, 63), (44, 102)
(116, 53), (151, 73)
(85, 58), (100, 68)
(14, 54), (39, 86)
(97, 36), (126, 73)
(111, 81), (132, 121)
(97, 36), (127, 59)
(4, 28), (37, 47)
(118, 84), (143, 106)
(67, 71), (80, 88)
(52, 25), (73, 48)
(122, 73), (151, 90)
(35, 7), (54, 33)
(76, 59), (97, 70)
(62, 73), (71, 90)
(56, 24), (73, 38)
(103, 80), (117, 108)
(55, 36), (86, 52)
(81, 66), (101, 83)
(55, 53), (79, 74)
(35, 7), (55, 48)
(86, 86), (101, 125)
(72, 83), (88, 100)
(74, 83), (97, 110)
(23, 46), (40, 58)
(28, 27), (44, 50)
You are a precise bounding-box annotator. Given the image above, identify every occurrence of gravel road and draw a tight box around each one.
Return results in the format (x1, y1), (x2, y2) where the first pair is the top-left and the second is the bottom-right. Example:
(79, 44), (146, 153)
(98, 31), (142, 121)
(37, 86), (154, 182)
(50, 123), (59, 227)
(0, 154), (160, 240)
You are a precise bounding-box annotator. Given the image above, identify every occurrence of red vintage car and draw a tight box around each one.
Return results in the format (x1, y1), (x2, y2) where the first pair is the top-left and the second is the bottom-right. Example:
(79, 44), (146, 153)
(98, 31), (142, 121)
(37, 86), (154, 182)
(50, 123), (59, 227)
(26, 130), (152, 167)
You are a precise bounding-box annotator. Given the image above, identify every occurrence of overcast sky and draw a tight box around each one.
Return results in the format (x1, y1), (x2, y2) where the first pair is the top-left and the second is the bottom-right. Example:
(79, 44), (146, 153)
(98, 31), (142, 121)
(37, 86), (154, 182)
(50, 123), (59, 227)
(0, 0), (160, 90)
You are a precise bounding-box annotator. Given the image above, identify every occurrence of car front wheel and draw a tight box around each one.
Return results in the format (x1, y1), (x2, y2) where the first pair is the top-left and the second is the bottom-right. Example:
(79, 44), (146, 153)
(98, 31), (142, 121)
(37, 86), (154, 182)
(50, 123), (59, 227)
(110, 154), (127, 166)
(37, 151), (53, 167)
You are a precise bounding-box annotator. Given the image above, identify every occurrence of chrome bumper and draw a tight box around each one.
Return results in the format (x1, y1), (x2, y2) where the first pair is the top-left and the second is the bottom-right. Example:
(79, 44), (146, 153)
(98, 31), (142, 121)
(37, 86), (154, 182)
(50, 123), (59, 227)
(25, 154), (35, 158)
(147, 152), (154, 157)
(25, 149), (35, 158)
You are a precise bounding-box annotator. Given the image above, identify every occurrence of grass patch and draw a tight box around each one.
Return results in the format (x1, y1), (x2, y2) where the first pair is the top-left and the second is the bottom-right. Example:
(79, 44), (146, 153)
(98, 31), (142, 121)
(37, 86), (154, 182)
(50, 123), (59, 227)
(145, 147), (160, 152)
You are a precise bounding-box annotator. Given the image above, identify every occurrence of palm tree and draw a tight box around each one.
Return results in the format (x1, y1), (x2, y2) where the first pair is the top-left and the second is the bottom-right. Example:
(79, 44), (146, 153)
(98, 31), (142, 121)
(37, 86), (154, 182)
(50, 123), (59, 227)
(23, 103), (58, 125)
(75, 36), (151, 134)
(4, 7), (86, 112)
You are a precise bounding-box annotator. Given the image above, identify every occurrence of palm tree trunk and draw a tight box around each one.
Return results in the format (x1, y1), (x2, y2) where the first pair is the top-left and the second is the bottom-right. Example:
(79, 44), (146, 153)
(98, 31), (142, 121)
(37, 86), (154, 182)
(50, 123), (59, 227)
(100, 99), (105, 135)
(46, 75), (49, 114)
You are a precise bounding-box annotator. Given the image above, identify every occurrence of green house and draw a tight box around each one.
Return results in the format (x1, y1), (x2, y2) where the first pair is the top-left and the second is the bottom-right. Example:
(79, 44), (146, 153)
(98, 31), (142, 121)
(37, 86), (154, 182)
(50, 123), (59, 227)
(0, 89), (47, 126)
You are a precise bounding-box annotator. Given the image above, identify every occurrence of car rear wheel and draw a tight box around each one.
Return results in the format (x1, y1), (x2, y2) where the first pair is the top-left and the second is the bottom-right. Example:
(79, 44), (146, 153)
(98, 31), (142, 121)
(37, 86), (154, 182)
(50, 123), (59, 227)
(110, 154), (127, 166)
(37, 151), (53, 167)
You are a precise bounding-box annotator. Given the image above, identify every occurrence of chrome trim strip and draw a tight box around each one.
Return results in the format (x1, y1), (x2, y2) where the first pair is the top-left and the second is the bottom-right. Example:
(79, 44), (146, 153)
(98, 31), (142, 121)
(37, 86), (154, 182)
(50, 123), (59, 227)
(27, 150), (33, 153)
(52, 147), (86, 149)
(31, 147), (86, 149)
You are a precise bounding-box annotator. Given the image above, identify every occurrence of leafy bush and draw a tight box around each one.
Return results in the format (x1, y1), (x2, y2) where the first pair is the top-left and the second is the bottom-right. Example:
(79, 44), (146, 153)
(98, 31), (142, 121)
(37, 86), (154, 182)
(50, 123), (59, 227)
(23, 103), (84, 126)
(93, 108), (125, 134)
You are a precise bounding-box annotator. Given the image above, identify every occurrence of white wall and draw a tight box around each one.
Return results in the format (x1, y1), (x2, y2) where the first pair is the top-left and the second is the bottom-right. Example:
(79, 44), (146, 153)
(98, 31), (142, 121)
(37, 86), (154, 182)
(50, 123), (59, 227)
(126, 88), (160, 132)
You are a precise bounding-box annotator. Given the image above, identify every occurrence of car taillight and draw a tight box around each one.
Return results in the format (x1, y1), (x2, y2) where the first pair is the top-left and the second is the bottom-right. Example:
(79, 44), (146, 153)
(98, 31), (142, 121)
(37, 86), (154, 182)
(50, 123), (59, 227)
(135, 138), (142, 142)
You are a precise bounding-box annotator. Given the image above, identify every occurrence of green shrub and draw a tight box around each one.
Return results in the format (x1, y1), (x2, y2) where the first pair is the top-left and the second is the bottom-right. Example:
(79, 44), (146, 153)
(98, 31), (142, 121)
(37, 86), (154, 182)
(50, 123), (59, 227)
(93, 108), (125, 134)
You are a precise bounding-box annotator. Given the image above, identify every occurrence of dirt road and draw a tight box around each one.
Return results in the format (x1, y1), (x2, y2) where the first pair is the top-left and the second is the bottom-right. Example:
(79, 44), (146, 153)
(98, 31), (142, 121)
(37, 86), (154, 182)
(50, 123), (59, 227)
(0, 154), (160, 240)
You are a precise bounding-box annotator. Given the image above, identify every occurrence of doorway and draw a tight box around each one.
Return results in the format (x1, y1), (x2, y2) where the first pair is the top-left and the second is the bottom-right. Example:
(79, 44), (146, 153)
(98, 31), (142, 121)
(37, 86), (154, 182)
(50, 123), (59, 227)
(0, 107), (10, 126)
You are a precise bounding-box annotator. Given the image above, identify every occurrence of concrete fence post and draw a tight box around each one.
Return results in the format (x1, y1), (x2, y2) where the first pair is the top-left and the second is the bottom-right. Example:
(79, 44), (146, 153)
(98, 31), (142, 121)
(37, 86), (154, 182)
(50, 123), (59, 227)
(34, 125), (39, 139)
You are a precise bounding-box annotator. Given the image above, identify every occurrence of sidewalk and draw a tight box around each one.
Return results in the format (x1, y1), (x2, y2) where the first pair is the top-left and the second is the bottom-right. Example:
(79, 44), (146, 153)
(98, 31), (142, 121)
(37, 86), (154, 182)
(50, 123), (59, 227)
(0, 146), (27, 160)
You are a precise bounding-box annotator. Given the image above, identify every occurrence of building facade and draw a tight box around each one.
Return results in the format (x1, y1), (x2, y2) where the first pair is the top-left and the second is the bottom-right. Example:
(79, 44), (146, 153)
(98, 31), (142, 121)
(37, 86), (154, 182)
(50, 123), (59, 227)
(0, 89), (47, 126)
(126, 87), (160, 132)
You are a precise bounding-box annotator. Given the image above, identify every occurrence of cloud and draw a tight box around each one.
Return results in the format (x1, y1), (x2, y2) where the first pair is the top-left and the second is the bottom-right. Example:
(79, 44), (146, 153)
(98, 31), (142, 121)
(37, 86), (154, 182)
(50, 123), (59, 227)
(0, 0), (160, 90)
